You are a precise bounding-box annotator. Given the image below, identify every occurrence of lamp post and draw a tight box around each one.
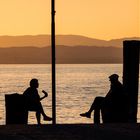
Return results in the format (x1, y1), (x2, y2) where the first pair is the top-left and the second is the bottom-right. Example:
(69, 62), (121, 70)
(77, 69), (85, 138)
(51, 0), (56, 124)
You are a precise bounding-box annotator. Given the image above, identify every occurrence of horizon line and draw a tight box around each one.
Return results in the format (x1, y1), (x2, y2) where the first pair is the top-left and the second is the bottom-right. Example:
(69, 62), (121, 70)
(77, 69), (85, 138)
(0, 34), (139, 41)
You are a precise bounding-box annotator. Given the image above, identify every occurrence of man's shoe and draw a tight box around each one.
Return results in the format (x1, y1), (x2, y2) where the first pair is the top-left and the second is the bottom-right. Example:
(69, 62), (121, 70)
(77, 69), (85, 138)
(80, 112), (91, 118)
(44, 116), (52, 121)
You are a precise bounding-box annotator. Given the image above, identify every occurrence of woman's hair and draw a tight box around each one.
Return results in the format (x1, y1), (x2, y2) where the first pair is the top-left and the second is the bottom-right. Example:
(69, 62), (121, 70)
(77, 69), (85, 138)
(30, 78), (38, 87)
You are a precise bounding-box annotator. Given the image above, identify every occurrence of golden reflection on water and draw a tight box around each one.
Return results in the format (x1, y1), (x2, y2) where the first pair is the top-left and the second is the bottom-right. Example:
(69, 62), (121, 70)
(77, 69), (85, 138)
(0, 64), (139, 124)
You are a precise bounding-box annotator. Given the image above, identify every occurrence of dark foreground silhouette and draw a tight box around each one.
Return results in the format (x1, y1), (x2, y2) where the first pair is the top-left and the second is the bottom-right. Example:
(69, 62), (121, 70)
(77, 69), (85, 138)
(80, 74), (128, 123)
(23, 78), (52, 124)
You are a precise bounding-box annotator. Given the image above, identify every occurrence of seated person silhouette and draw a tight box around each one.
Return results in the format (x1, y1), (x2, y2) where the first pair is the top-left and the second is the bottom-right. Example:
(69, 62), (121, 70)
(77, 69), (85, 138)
(23, 78), (52, 125)
(80, 74), (128, 123)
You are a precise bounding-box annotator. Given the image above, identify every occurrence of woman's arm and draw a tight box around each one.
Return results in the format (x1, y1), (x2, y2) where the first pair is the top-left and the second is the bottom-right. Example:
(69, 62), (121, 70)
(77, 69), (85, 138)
(40, 90), (48, 101)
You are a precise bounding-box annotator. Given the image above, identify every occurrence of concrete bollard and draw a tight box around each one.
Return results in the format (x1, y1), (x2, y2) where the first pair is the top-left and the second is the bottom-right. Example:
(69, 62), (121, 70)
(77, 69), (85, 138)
(5, 93), (28, 124)
(123, 40), (140, 122)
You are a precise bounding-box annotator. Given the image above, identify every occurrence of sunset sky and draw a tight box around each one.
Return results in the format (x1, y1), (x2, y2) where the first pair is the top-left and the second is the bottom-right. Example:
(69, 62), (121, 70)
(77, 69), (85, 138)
(0, 0), (139, 40)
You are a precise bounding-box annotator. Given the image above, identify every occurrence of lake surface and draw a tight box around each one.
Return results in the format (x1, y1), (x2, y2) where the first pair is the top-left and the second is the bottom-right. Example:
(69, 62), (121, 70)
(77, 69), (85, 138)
(0, 64), (139, 124)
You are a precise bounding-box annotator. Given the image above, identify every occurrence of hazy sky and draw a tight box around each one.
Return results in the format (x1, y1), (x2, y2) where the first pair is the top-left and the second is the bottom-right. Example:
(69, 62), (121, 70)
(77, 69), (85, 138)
(0, 0), (139, 40)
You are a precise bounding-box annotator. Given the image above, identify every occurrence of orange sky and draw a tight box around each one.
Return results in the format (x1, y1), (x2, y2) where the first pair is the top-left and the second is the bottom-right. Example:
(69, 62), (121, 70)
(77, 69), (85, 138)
(0, 0), (139, 40)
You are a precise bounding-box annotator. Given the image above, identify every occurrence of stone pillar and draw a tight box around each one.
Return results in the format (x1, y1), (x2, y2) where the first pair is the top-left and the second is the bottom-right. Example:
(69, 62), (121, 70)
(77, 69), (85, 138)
(123, 40), (140, 122)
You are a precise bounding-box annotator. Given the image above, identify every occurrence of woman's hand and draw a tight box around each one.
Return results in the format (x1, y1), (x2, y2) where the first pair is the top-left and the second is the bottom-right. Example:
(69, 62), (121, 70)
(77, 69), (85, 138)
(42, 90), (48, 97)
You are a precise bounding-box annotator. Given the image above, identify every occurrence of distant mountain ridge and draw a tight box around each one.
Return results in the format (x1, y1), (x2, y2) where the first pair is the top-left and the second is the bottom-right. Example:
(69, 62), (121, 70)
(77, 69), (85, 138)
(0, 46), (123, 64)
(0, 35), (139, 64)
(0, 35), (139, 48)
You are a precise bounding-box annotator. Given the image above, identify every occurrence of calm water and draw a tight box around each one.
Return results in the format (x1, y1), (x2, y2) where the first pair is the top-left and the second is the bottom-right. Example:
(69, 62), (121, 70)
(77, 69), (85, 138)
(0, 64), (139, 124)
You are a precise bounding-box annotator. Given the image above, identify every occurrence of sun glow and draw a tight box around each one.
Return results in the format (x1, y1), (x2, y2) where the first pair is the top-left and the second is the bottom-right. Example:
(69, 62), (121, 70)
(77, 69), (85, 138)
(0, 0), (139, 40)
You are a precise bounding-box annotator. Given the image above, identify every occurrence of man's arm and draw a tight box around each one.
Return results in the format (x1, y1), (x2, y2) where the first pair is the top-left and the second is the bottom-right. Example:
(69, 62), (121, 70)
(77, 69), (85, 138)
(105, 89), (112, 98)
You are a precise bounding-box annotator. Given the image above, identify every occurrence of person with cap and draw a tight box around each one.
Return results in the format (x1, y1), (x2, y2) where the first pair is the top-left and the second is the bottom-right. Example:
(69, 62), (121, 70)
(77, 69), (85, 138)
(23, 78), (52, 125)
(80, 74), (127, 123)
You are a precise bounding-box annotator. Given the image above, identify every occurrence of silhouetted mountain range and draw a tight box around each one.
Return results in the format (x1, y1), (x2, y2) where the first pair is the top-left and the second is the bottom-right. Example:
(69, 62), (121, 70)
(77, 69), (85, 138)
(0, 35), (139, 64)
(0, 35), (139, 48)
(0, 46), (122, 64)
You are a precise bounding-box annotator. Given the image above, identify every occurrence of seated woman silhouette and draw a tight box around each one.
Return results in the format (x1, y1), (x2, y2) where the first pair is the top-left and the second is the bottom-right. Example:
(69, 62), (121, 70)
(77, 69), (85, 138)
(23, 78), (52, 125)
